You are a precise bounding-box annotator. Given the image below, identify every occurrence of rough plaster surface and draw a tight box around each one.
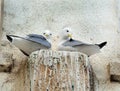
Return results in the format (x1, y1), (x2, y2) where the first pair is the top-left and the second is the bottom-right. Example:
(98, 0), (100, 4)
(0, 40), (29, 91)
(1, 0), (120, 91)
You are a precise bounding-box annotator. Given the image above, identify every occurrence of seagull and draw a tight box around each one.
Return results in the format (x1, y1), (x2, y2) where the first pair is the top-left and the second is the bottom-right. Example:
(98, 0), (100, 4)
(6, 30), (52, 56)
(58, 28), (107, 56)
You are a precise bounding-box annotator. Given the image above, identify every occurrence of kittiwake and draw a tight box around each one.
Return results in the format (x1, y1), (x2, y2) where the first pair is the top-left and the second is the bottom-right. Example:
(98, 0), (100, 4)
(58, 28), (107, 56)
(6, 30), (52, 56)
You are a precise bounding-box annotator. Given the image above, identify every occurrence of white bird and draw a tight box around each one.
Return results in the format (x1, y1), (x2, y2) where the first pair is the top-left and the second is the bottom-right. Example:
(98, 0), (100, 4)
(58, 28), (107, 56)
(6, 30), (52, 56)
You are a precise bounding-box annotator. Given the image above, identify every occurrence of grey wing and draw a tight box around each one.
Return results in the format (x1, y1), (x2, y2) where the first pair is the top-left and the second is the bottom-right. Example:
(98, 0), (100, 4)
(25, 34), (51, 48)
(27, 34), (46, 40)
(62, 39), (90, 47)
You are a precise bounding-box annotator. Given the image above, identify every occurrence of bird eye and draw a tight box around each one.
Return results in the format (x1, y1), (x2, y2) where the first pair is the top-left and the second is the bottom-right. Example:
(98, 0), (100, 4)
(50, 33), (52, 35)
(43, 33), (46, 35)
(66, 30), (69, 32)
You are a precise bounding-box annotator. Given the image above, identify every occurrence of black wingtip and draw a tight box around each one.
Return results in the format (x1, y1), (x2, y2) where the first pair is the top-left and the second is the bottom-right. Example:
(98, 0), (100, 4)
(98, 41), (107, 49)
(69, 38), (73, 41)
(6, 35), (12, 42)
(20, 49), (29, 56)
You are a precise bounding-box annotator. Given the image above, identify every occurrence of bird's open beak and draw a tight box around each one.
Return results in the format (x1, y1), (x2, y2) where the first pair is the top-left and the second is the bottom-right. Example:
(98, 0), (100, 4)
(68, 34), (72, 38)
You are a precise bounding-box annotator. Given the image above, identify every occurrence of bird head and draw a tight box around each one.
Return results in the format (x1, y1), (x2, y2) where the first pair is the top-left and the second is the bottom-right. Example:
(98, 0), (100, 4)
(43, 30), (52, 39)
(61, 27), (73, 40)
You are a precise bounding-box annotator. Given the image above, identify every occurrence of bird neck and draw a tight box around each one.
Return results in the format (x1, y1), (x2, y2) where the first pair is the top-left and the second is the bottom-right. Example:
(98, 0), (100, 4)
(47, 39), (51, 43)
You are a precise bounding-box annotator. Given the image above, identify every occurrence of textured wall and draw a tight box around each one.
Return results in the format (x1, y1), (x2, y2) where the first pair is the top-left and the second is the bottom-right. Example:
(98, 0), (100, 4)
(29, 50), (93, 91)
(2, 0), (120, 91)
(0, 0), (4, 40)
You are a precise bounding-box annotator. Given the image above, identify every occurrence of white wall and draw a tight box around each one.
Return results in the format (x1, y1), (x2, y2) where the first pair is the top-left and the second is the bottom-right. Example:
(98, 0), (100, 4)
(2, 0), (120, 90)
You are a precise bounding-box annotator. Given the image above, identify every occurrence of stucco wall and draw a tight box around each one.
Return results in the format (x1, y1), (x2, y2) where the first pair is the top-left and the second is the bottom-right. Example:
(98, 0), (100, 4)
(2, 0), (120, 91)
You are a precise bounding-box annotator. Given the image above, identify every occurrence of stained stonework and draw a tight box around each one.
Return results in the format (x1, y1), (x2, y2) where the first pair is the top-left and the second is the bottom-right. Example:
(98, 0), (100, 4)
(0, 40), (29, 91)
(29, 50), (97, 91)
(110, 62), (120, 82)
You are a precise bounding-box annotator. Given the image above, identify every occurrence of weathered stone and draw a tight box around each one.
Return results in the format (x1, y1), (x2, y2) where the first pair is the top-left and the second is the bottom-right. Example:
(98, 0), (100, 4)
(110, 62), (120, 82)
(110, 62), (120, 76)
(0, 0), (4, 40)
(29, 50), (97, 91)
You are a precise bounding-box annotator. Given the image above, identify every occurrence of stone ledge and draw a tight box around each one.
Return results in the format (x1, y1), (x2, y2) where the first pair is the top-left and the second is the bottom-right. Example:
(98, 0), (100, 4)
(110, 62), (120, 82)
(29, 50), (98, 91)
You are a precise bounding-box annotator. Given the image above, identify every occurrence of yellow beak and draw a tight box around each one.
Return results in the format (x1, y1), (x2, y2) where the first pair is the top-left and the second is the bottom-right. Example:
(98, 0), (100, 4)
(68, 34), (72, 38)
(45, 34), (49, 37)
